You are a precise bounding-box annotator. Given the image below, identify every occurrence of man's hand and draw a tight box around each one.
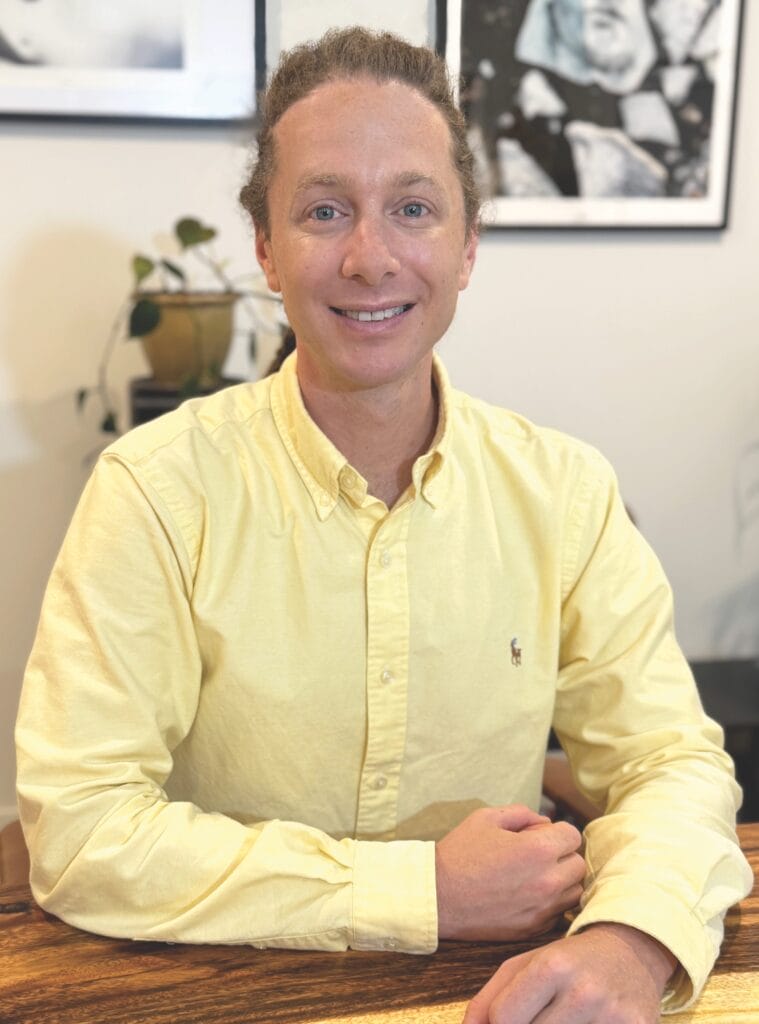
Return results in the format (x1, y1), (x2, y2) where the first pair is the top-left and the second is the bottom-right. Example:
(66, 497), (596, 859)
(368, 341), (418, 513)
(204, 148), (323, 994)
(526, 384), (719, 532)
(462, 923), (677, 1024)
(436, 805), (585, 941)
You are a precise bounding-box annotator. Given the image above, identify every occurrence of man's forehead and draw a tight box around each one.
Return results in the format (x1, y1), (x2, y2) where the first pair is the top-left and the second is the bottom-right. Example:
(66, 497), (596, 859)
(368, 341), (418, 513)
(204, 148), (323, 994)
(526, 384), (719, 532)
(269, 81), (459, 193)
(272, 75), (452, 148)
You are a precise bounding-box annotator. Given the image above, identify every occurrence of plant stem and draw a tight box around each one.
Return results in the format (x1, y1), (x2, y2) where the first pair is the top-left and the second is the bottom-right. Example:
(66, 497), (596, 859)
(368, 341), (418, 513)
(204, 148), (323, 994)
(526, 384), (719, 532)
(98, 300), (130, 425)
(192, 245), (234, 291)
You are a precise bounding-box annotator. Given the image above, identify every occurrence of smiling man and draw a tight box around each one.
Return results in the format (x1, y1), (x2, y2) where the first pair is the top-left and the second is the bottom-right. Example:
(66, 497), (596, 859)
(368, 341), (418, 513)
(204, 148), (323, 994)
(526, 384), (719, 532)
(16, 26), (751, 1024)
(252, 75), (477, 508)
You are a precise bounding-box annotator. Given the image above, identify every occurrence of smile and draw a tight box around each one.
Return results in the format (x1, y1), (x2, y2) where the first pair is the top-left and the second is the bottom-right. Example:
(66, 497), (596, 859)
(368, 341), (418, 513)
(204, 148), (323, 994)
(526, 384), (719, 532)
(331, 304), (413, 322)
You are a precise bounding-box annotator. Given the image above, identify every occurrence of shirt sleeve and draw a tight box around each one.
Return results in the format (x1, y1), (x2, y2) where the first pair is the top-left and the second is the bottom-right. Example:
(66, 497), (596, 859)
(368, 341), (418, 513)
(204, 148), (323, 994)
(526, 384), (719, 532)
(15, 454), (438, 954)
(554, 451), (754, 1013)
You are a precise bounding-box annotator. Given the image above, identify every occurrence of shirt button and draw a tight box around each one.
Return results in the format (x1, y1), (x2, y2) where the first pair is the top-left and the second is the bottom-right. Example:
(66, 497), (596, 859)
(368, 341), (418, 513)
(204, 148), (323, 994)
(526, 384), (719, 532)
(380, 668), (394, 685)
(319, 492), (331, 507)
(384, 937), (399, 950)
(372, 774), (388, 790)
(379, 550), (391, 568)
(341, 468), (357, 488)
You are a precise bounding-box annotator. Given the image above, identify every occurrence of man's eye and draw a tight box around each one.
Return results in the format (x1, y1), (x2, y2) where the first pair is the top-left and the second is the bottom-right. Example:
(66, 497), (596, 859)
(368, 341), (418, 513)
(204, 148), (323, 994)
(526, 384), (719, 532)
(312, 206), (337, 221)
(402, 203), (427, 217)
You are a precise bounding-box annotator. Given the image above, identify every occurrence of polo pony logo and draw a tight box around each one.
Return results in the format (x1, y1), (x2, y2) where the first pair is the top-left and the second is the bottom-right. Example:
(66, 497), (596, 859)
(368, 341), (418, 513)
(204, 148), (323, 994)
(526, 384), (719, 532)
(510, 637), (522, 667)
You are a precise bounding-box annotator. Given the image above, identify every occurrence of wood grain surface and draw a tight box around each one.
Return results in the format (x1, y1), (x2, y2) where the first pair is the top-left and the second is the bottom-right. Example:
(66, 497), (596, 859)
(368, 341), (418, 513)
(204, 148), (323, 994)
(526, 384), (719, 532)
(1, 825), (756, 1024)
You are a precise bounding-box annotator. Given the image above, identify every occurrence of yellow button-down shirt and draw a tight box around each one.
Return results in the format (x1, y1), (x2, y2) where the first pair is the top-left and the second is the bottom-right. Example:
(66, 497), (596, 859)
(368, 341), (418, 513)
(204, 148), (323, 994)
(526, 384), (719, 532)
(16, 353), (752, 1011)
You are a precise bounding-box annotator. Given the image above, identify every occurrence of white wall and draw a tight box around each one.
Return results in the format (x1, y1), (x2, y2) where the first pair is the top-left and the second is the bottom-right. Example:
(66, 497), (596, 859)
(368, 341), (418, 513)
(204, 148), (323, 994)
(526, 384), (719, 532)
(1, 2), (757, 824)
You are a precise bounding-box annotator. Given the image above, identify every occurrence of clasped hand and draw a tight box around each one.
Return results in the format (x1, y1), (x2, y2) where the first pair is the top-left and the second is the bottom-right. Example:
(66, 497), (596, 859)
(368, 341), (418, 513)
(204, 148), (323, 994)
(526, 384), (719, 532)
(435, 805), (675, 1022)
(436, 804), (585, 942)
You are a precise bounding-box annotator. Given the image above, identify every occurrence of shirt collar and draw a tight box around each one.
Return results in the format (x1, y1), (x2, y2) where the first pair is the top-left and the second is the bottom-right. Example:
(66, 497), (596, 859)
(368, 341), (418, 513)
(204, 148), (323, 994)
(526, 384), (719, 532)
(270, 350), (452, 518)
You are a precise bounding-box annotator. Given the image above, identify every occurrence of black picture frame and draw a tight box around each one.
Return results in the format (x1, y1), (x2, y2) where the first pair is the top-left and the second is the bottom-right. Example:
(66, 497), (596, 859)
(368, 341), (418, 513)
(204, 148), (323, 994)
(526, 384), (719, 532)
(0, 0), (266, 125)
(441, 0), (745, 229)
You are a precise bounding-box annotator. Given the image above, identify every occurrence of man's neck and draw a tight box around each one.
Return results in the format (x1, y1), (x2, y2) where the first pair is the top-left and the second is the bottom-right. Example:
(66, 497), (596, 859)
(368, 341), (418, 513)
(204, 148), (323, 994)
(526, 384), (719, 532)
(296, 358), (439, 509)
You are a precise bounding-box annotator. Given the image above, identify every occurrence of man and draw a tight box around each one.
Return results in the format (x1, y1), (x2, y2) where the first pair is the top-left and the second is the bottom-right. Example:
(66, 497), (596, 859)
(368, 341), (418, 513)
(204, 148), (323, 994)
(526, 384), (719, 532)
(16, 27), (751, 1023)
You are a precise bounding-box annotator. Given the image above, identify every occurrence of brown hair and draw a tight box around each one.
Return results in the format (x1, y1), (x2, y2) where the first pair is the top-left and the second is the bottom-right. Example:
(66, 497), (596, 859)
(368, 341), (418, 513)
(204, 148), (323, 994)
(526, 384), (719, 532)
(239, 26), (481, 240)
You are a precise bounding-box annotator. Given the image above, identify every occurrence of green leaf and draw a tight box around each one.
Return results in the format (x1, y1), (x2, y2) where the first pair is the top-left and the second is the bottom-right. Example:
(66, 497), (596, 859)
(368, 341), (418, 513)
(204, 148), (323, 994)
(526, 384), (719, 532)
(129, 298), (161, 337)
(100, 411), (118, 434)
(76, 388), (89, 411)
(132, 254), (154, 285)
(161, 258), (186, 285)
(175, 217), (216, 249)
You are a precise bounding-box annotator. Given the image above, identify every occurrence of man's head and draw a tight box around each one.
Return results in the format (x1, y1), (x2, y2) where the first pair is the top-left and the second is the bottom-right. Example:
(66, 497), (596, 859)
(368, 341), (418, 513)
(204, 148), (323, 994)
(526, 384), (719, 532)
(240, 27), (481, 240)
(240, 28), (480, 394)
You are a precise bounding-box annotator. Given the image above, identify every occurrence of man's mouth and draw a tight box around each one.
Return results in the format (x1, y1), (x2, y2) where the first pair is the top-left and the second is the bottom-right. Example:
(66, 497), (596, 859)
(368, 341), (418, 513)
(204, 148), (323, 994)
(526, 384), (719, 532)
(330, 303), (414, 322)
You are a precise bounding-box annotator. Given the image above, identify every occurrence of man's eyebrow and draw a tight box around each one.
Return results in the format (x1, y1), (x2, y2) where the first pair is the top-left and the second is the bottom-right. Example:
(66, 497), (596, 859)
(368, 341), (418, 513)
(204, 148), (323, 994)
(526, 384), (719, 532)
(391, 172), (445, 194)
(293, 173), (349, 196)
(293, 171), (446, 196)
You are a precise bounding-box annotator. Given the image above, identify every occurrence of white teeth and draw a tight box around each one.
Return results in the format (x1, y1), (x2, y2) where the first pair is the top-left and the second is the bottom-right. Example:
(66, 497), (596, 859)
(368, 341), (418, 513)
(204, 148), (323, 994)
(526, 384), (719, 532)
(342, 305), (407, 322)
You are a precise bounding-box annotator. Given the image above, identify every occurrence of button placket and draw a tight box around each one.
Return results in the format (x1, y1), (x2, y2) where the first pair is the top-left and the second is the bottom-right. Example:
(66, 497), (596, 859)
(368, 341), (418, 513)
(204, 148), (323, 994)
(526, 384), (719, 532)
(356, 511), (413, 837)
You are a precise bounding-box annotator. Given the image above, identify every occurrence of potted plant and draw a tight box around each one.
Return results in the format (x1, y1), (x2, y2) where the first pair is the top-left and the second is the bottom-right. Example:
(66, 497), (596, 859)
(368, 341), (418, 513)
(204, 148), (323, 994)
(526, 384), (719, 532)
(78, 216), (281, 435)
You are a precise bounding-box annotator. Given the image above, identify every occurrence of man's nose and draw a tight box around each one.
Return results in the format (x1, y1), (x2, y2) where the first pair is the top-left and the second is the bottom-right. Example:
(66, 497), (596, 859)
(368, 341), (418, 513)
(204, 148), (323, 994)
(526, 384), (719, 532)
(340, 215), (401, 286)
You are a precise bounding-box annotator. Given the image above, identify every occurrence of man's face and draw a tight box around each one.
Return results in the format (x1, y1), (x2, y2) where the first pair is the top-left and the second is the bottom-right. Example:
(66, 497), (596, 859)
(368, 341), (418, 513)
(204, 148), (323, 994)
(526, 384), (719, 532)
(552, 0), (649, 72)
(256, 77), (477, 394)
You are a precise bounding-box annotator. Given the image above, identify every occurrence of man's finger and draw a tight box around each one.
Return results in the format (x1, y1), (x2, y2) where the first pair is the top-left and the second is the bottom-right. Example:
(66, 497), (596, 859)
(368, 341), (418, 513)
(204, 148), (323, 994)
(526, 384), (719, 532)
(491, 804), (551, 832)
(461, 951), (533, 1023)
(486, 953), (559, 1024)
(529, 820), (583, 858)
(556, 850), (586, 889)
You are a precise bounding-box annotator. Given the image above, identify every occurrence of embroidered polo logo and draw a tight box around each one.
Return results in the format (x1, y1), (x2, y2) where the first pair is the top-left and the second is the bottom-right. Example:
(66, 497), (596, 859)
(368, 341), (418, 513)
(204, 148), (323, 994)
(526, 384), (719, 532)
(510, 637), (522, 667)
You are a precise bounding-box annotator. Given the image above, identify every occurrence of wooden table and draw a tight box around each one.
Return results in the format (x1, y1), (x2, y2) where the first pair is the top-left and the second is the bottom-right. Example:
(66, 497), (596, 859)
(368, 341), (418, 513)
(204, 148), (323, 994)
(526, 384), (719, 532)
(1, 825), (757, 1024)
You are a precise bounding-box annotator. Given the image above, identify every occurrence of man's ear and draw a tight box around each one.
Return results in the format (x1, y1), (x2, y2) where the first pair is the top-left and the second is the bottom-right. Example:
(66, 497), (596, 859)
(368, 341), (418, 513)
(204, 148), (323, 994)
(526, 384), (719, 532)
(255, 226), (281, 293)
(458, 230), (479, 292)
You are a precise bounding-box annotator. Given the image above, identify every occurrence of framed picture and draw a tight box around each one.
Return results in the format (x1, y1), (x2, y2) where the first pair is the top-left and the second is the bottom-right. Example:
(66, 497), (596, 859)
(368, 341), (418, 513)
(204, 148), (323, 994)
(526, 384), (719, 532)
(0, 0), (265, 123)
(442, 0), (745, 228)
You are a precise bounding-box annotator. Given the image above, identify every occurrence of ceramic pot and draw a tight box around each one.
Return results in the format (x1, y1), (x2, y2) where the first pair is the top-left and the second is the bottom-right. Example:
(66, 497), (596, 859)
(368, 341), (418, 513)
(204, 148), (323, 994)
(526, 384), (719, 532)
(137, 291), (239, 387)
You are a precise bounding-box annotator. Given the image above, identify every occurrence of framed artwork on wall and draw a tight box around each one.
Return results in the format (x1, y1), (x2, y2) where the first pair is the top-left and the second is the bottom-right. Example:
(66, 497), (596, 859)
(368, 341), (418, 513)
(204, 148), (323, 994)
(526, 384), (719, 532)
(0, 0), (265, 123)
(440, 0), (745, 229)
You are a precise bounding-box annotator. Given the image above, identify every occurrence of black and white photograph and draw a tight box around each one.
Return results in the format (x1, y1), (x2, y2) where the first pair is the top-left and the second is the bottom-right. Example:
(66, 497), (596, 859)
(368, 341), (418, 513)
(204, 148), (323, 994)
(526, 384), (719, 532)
(0, 0), (261, 121)
(445, 0), (745, 227)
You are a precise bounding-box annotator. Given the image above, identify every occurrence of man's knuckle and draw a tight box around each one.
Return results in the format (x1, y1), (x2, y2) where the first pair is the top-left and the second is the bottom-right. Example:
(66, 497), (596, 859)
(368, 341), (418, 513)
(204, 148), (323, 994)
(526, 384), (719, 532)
(527, 830), (554, 861)
(556, 821), (583, 846)
(569, 975), (605, 1010)
(536, 946), (573, 980)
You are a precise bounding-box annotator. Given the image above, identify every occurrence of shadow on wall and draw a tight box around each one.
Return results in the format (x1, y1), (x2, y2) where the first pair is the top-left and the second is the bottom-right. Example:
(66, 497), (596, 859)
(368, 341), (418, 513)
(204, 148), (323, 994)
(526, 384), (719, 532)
(0, 226), (148, 809)
(709, 444), (759, 657)
(0, 225), (147, 446)
(711, 575), (759, 657)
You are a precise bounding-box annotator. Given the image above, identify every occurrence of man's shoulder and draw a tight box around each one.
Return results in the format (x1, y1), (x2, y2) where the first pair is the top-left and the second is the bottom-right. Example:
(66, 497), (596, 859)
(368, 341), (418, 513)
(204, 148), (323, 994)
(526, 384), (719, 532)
(448, 385), (611, 482)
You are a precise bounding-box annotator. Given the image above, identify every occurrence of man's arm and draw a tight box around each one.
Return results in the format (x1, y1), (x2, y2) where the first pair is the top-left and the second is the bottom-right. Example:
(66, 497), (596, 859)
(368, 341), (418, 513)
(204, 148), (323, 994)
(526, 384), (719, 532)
(15, 455), (435, 953)
(554, 456), (752, 1008)
(464, 451), (753, 1021)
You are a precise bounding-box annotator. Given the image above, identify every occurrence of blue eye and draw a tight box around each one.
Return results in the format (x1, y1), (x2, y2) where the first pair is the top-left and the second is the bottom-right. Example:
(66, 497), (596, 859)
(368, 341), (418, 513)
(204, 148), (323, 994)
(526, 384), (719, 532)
(313, 206), (336, 220)
(402, 203), (427, 217)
